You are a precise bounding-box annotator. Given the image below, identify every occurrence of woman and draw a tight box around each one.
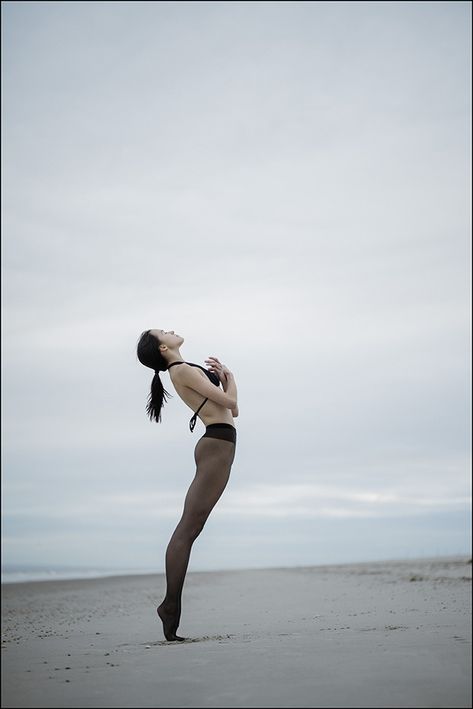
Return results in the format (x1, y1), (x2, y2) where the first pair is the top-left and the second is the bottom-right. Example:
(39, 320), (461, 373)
(136, 328), (239, 641)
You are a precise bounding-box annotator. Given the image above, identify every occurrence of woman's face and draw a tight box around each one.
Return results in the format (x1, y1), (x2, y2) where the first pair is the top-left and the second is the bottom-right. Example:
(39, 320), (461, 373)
(150, 329), (184, 347)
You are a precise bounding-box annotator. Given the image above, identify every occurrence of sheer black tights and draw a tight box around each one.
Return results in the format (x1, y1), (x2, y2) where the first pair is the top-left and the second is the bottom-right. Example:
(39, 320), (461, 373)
(157, 434), (236, 641)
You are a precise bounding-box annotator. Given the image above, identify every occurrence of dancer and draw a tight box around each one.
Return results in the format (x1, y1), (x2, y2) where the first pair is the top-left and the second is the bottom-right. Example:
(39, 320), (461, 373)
(136, 329), (238, 641)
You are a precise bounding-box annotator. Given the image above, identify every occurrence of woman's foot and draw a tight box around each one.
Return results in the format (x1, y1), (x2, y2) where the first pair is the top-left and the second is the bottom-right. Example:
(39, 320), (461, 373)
(157, 603), (186, 641)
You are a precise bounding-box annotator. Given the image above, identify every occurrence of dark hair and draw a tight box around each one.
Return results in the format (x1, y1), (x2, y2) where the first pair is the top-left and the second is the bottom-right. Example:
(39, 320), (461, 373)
(136, 330), (173, 423)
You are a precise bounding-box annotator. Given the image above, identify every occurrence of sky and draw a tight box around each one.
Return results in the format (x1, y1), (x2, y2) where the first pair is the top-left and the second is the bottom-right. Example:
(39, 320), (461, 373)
(2, 1), (471, 575)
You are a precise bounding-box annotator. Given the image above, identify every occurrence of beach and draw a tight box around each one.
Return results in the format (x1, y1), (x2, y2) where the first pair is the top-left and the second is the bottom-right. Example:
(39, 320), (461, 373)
(1, 556), (471, 708)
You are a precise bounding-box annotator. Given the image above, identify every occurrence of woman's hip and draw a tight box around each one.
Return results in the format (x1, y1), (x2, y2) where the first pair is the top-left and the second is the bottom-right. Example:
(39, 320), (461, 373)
(202, 423), (237, 444)
(194, 424), (237, 467)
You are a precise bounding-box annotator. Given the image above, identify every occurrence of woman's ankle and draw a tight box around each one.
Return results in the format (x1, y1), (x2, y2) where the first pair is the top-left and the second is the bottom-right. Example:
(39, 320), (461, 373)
(160, 598), (178, 614)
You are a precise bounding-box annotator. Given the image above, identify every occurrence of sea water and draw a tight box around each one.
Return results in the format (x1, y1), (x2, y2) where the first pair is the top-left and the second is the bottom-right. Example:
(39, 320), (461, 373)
(1, 564), (157, 584)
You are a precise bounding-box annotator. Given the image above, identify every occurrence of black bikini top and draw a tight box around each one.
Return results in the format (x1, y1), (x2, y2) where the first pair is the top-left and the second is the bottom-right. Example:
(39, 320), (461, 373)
(167, 361), (220, 432)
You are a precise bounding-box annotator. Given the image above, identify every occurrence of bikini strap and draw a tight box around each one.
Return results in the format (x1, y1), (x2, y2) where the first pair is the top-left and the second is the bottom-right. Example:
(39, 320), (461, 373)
(166, 361), (207, 432)
(167, 361), (186, 369)
(189, 398), (209, 432)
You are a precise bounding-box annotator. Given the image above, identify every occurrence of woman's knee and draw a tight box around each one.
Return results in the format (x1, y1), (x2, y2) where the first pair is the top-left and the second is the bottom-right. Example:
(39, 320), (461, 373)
(177, 512), (208, 541)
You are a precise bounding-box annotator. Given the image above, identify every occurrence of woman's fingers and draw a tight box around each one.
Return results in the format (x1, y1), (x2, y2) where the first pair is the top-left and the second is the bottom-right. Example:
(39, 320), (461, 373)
(206, 357), (226, 381)
(205, 357), (226, 382)
(205, 359), (223, 370)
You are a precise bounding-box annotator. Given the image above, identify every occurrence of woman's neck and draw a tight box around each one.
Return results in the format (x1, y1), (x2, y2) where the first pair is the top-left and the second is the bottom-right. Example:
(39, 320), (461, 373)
(165, 348), (185, 364)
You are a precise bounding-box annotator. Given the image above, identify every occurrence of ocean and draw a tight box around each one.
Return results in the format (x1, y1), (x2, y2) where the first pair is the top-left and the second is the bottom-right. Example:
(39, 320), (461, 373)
(1, 565), (158, 584)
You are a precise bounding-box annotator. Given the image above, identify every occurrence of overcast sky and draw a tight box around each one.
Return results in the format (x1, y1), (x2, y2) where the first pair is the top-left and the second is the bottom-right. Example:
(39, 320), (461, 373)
(2, 1), (471, 574)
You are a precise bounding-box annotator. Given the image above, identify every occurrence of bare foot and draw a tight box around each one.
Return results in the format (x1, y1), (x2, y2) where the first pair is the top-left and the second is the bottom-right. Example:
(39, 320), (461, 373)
(157, 603), (186, 641)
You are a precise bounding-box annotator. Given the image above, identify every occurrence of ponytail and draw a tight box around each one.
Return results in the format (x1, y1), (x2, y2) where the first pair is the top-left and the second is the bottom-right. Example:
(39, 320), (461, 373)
(136, 330), (173, 424)
(146, 371), (172, 423)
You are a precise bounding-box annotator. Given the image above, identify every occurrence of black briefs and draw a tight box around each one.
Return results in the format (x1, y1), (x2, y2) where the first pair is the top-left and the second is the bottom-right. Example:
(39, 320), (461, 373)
(202, 423), (237, 444)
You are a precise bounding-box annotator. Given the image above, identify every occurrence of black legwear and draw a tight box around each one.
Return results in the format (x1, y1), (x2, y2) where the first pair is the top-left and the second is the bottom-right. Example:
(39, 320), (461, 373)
(157, 426), (237, 641)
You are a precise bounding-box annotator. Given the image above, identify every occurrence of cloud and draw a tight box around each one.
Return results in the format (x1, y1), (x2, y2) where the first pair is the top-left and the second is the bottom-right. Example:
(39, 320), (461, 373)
(2, 1), (471, 571)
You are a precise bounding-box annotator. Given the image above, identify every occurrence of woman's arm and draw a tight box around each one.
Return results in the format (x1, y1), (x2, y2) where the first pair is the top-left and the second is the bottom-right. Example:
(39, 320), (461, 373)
(222, 371), (238, 408)
(205, 357), (238, 416)
(178, 366), (237, 409)
(222, 371), (238, 417)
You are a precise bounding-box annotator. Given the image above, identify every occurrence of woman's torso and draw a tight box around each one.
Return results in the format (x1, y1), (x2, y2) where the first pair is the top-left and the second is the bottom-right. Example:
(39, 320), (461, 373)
(168, 363), (235, 428)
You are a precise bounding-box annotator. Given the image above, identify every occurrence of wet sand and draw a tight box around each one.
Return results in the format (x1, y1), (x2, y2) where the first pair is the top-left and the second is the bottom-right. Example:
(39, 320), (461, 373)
(1, 556), (471, 708)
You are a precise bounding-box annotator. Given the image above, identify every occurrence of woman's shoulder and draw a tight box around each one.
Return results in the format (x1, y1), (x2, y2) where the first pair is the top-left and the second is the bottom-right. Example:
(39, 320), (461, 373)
(172, 362), (219, 387)
(169, 361), (200, 382)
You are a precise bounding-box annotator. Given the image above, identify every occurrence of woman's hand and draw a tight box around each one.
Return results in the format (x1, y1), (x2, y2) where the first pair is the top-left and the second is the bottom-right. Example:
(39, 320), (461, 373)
(205, 356), (232, 384)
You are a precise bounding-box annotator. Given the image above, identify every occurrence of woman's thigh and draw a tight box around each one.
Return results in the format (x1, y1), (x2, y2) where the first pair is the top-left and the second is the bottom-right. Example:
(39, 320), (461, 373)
(180, 437), (236, 524)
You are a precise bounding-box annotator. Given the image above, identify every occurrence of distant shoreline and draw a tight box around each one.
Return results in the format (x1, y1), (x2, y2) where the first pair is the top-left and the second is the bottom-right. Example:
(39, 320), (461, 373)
(2, 553), (470, 585)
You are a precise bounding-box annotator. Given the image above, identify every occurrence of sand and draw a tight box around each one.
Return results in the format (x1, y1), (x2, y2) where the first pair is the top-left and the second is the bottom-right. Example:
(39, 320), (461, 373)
(1, 556), (471, 708)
